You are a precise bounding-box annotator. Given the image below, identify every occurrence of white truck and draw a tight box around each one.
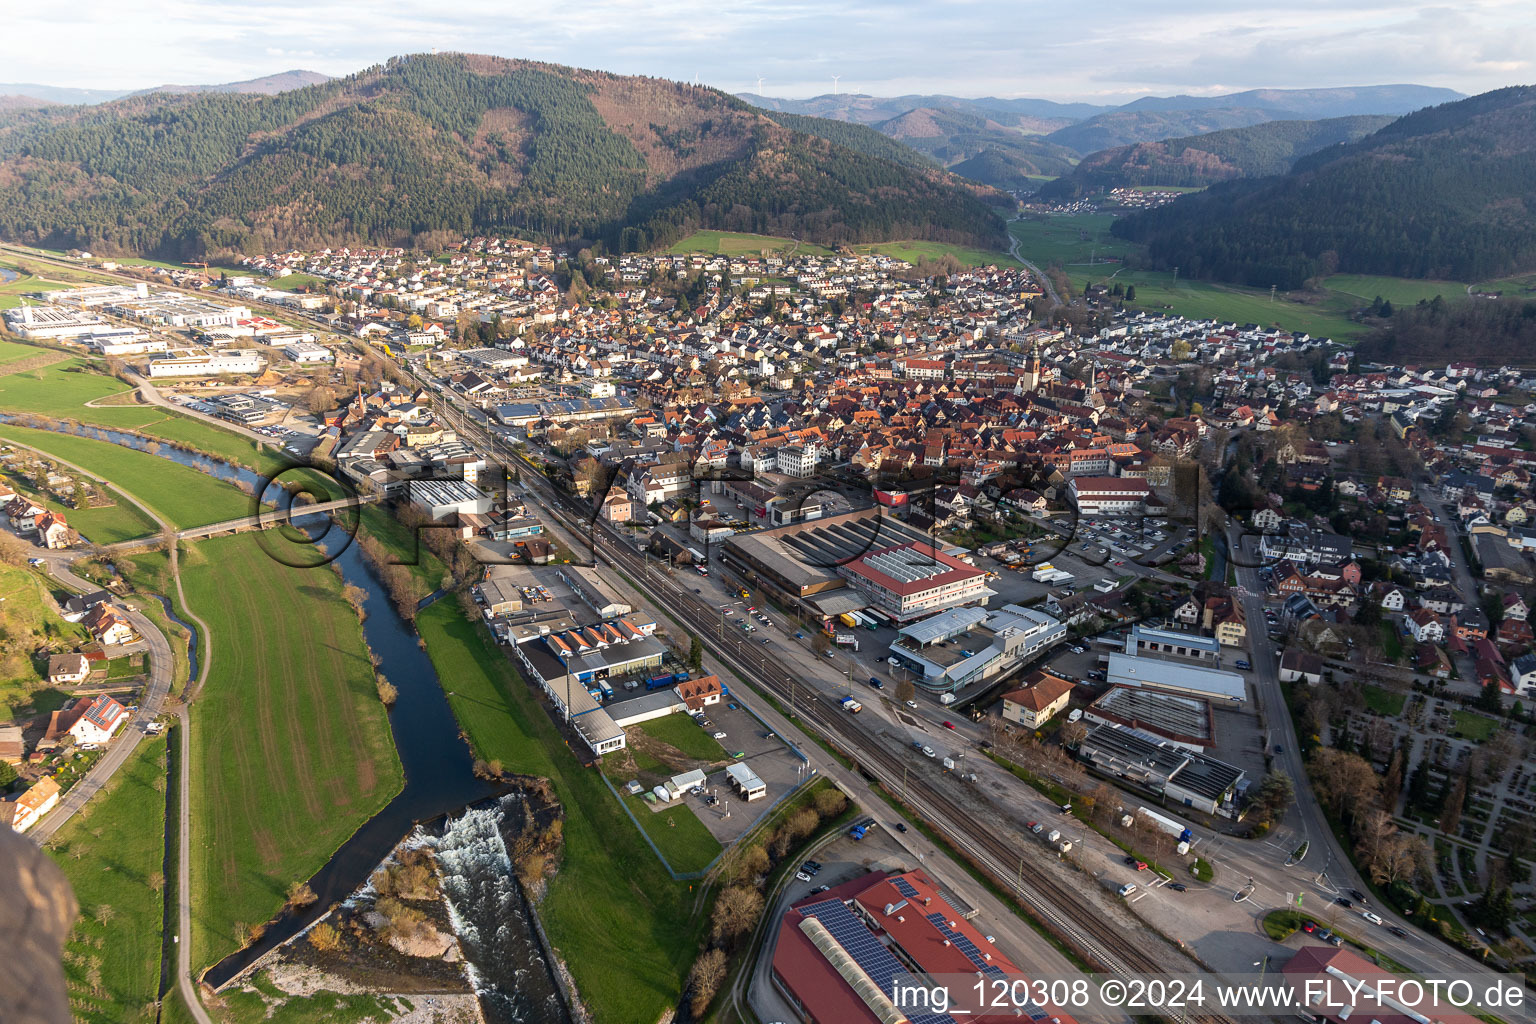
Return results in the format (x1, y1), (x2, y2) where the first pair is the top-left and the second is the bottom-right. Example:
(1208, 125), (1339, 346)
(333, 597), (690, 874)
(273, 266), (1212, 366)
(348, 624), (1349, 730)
(840, 696), (863, 714)
(939, 692), (956, 705)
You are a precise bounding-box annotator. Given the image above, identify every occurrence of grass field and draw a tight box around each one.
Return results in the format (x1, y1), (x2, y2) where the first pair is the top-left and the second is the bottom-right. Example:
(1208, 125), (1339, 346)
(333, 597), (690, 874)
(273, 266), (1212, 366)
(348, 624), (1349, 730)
(0, 561), (91, 720)
(2, 472), (159, 545)
(0, 339), (49, 365)
(624, 791), (722, 874)
(267, 273), (327, 292)
(415, 600), (706, 1024)
(1363, 684), (1406, 716)
(1451, 710), (1499, 742)
(118, 549), (196, 694)
(848, 239), (1021, 268)
(45, 733), (168, 1024)
(0, 359), (298, 475)
(634, 712), (727, 761)
(666, 229), (833, 258)
(1005, 212), (1516, 343)
(179, 534), (402, 968)
(0, 422), (252, 529)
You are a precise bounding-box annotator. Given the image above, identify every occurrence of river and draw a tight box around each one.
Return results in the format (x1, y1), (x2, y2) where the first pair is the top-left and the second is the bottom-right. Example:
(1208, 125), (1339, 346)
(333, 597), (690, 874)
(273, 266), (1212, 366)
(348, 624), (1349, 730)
(24, 420), (567, 1021)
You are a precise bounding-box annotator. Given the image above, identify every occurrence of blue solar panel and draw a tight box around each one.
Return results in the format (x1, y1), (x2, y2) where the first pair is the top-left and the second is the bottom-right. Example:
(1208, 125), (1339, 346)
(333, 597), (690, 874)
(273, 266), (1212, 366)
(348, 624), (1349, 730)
(801, 899), (954, 1024)
(892, 877), (920, 899)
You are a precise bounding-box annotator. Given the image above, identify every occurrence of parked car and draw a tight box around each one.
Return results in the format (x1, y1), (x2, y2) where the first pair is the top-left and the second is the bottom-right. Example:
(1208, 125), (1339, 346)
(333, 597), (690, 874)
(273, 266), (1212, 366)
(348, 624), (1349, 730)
(712, 731), (727, 739)
(1168, 883), (1187, 892)
(921, 746), (935, 758)
(1029, 822), (1043, 833)
(895, 822), (908, 833)
(1117, 883), (1137, 897)
(794, 871), (812, 883)
(868, 677), (884, 689)
(1302, 920), (1316, 933)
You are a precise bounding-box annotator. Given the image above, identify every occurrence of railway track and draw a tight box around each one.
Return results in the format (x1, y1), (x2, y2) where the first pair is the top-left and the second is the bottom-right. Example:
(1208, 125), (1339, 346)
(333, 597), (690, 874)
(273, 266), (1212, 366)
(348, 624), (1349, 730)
(378, 327), (1249, 1024)
(502, 457), (1242, 1024)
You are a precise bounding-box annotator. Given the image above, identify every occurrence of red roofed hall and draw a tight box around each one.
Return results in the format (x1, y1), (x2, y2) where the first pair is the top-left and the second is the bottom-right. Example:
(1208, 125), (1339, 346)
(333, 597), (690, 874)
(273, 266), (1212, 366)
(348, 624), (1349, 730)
(840, 543), (992, 622)
(772, 868), (1077, 1024)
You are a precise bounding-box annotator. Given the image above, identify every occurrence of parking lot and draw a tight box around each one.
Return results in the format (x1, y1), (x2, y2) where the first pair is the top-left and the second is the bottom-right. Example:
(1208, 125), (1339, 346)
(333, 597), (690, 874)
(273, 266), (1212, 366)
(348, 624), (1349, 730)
(616, 693), (811, 846)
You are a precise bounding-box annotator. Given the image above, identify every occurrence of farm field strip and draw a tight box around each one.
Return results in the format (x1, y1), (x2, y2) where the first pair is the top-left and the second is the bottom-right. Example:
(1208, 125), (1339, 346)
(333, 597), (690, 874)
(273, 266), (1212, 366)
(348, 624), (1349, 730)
(179, 534), (402, 969)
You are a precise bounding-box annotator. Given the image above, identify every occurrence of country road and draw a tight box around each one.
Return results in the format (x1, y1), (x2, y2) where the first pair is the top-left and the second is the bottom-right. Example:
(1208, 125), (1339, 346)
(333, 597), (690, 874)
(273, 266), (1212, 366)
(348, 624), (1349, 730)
(1008, 215), (1063, 308)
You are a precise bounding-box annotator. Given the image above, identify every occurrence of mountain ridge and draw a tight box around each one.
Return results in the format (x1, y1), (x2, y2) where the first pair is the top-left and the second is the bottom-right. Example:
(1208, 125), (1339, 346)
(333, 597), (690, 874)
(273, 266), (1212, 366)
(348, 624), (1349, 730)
(0, 70), (331, 107)
(1110, 86), (1536, 287)
(0, 53), (1005, 259)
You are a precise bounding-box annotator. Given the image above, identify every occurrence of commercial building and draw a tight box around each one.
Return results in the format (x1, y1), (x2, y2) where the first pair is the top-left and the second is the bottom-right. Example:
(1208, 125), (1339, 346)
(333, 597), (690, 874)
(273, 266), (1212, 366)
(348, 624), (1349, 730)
(282, 340), (333, 363)
(146, 349), (268, 377)
(1125, 624), (1221, 663)
(725, 762), (766, 800)
(772, 869), (1074, 1024)
(1000, 670), (1076, 728)
(721, 507), (955, 601)
(841, 542), (993, 622)
(888, 604), (1065, 693)
(1068, 476), (1151, 515)
(1104, 652), (1247, 703)
(1076, 723), (1244, 814)
(42, 283), (149, 306)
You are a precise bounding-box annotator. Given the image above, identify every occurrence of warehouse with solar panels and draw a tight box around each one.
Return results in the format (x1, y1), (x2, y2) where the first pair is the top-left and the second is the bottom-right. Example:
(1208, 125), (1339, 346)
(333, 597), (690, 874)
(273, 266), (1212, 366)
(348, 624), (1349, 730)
(772, 869), (1078, 1024)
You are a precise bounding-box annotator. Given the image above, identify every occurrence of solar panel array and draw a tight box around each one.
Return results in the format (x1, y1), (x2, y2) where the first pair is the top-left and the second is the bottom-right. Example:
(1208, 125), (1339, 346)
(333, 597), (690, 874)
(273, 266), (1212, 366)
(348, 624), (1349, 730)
(799, 899), (954, 1024)
(891, 876), (920, 899)
(923, 911), (1051, 1019)
(863, 547), (948, 584)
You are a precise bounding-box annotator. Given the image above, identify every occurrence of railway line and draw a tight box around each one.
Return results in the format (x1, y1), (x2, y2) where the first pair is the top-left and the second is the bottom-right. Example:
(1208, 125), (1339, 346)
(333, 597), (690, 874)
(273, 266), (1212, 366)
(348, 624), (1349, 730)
(467, 418), (1242, 1024)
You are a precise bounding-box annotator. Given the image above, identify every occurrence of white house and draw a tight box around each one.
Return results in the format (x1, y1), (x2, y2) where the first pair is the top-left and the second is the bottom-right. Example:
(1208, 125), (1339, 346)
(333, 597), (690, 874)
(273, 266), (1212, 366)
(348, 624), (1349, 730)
(63, 695), (129, 745)
(1406, 608), (1445, 644)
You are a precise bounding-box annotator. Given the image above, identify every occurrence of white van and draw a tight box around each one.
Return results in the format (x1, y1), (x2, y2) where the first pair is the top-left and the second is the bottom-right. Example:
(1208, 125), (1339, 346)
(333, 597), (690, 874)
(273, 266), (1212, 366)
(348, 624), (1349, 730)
(1117, 882), (1137, 897)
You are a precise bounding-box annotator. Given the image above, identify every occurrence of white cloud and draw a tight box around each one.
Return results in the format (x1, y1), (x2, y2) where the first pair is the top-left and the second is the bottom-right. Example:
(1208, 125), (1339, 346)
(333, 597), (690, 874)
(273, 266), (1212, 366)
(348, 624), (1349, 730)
(1, 0), (1529, 99)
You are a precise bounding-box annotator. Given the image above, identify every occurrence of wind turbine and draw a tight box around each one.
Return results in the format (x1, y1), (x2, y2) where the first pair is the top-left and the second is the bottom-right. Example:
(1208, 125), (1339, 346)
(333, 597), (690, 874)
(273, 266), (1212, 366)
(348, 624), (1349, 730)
(831, 74), (840, 95)
(756, 75), (765, 95)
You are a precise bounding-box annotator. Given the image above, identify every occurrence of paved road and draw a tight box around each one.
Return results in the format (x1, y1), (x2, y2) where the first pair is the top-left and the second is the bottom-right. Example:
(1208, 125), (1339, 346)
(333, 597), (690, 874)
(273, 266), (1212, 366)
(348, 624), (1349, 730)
(1224, 524), (1508, 986)
(1008, 215), (1063, 308)
(25, 549), (176, 842)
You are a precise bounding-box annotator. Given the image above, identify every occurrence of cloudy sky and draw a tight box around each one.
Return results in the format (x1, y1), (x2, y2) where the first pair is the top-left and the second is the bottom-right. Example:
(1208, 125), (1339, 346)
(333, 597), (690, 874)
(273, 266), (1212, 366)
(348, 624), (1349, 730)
(7, 0), (1533, 101)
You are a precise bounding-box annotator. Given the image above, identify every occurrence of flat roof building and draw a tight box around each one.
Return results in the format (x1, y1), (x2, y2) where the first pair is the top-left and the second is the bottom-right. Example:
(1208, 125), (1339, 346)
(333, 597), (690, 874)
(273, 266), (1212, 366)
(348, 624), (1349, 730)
(410, 478), (493, 520)
(725, 762), (766, 801)
(888, 604), (1065, 693)
(841, 542), (992, 623)
(1069, 476), (1151, 515)
(1077, 723), (1244, 815)
(1126, 624), (1221, 663)
(1085, 686), (1213, 752)
(1105, 652), (1247, 703)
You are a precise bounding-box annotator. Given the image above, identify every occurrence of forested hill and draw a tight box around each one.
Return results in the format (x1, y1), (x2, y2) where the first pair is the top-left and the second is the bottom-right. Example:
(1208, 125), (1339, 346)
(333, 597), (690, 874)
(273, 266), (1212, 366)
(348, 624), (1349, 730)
(1037, 115), (1395, 198)
(1110, 86), (1536, 288)
(0, 53), (1006, 259)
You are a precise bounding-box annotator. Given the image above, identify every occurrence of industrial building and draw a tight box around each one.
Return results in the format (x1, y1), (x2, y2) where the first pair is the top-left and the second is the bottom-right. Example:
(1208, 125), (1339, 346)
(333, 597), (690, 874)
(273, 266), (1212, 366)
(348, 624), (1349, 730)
(1, 305), (109, 339)
(146, 349), (268, 377)
(409, 479), (494, 520)
(556, 565), (633, 619)
(1076, 723), (1244, 814)
(1104, 652), (1247, 703)
(1085, 686), (1213, 752)
(772, 869), (1074, 1024)
(887, 604), (1065, 693)
(1124, 624), (1221, 663)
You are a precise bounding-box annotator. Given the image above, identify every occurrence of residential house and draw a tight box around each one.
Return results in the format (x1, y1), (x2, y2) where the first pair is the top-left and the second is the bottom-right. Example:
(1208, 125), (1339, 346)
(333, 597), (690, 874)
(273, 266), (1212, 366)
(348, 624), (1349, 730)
(1000, 671), (1075, 729)
(2, 776), (61, 832)
(46, 653), (90, 685)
